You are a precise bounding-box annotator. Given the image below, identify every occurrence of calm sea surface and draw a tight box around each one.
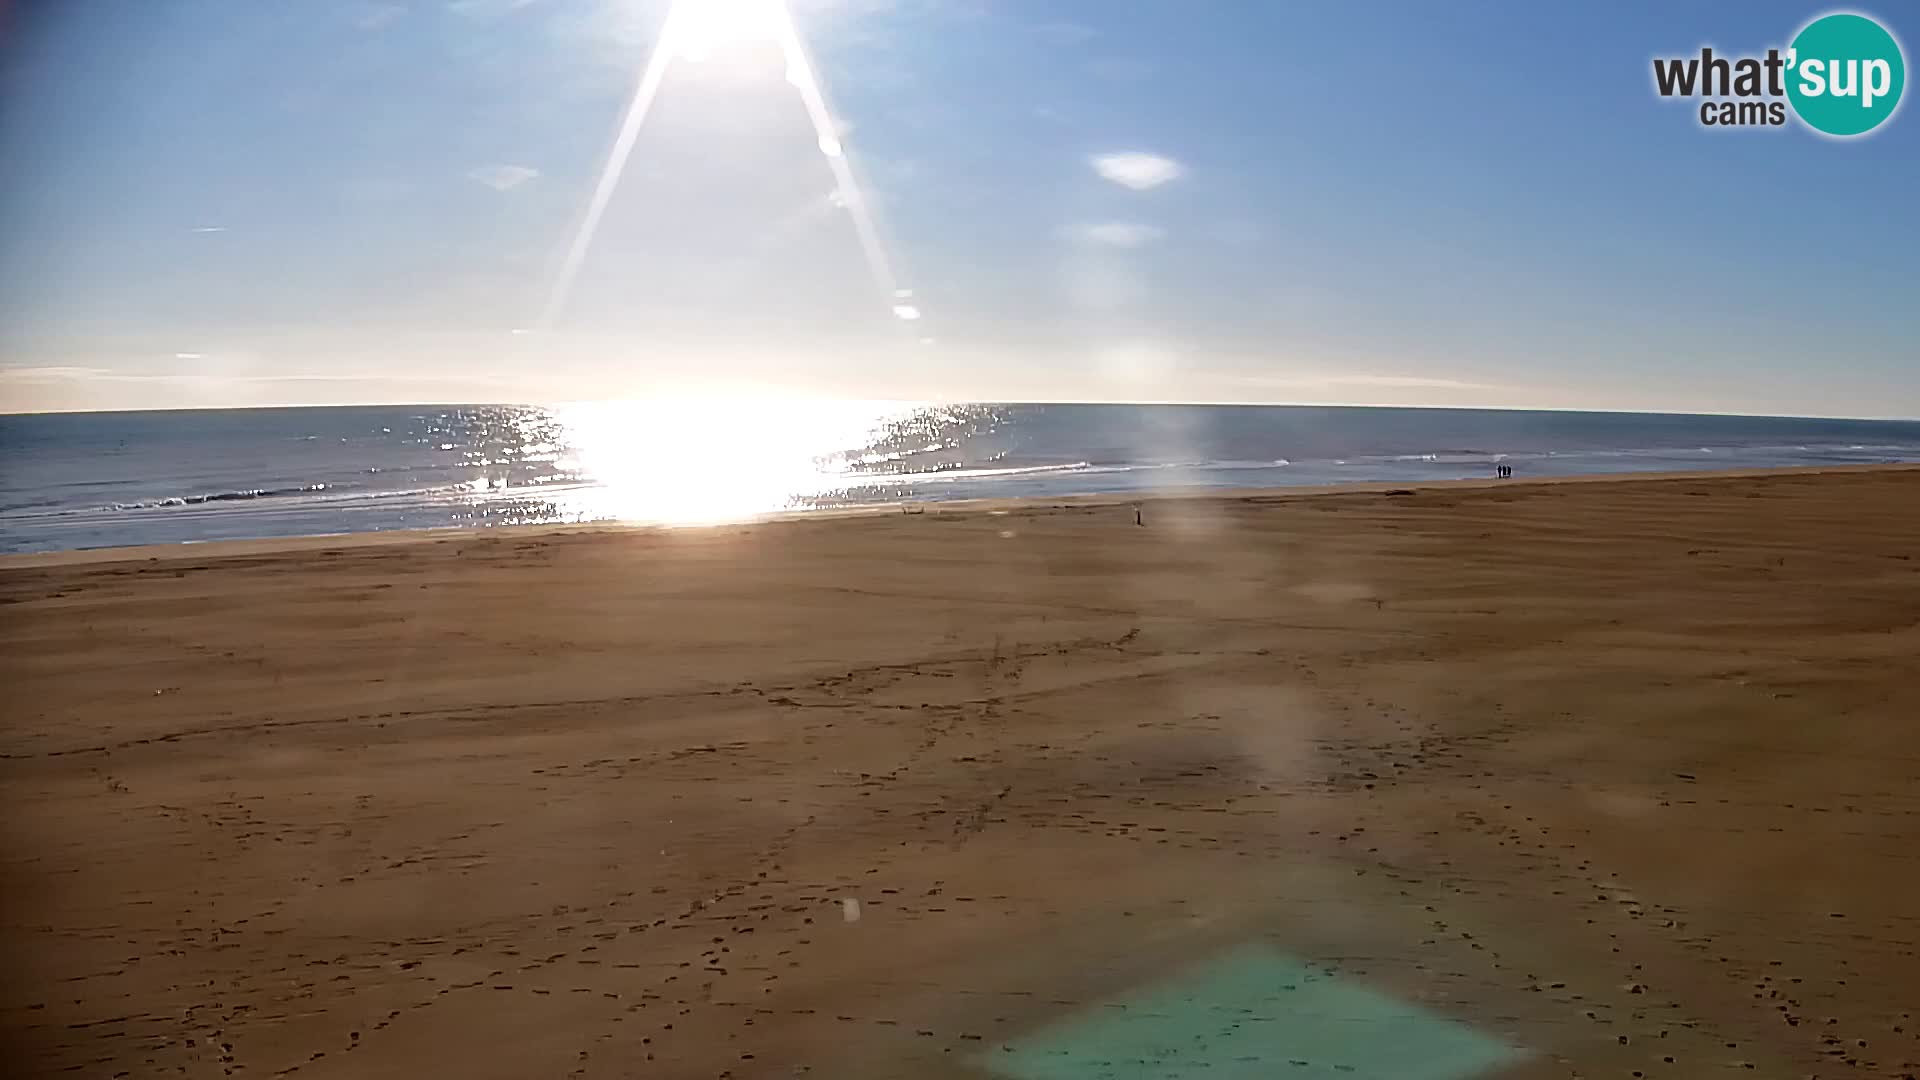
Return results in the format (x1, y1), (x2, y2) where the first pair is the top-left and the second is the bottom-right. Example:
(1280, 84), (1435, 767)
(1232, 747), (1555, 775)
(4, 402), (1919, 554)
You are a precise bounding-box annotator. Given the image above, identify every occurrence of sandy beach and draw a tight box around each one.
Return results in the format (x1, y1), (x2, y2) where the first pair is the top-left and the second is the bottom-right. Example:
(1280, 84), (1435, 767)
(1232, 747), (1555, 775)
(4, 466), (1919, 1078)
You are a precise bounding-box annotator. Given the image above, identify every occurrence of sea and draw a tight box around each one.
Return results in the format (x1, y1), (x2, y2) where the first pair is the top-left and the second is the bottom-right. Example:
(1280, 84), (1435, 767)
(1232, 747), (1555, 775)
(4, 401), (1919, 555)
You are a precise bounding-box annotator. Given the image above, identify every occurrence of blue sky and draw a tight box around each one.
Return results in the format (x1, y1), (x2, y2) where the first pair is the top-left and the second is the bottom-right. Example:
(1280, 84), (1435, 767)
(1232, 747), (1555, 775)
(0, 0), (1914, 416)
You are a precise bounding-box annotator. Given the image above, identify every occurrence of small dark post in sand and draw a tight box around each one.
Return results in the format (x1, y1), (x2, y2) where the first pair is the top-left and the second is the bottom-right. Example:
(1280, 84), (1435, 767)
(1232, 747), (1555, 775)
(1134, 506), (1144, 526)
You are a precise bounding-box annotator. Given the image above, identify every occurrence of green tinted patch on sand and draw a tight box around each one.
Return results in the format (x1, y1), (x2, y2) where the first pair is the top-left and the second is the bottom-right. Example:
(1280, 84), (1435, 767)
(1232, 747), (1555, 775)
(985, 945), (1522, 1080)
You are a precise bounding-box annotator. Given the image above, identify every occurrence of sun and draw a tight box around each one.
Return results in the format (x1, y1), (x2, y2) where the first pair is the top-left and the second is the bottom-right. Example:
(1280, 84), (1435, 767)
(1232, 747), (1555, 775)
(536, 0), (922, 337)
(667, 0), (790, 62)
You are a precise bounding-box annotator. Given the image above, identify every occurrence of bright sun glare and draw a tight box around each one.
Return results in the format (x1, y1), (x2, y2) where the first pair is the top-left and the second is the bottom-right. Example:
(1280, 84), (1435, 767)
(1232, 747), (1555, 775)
(551, 397), (912, 525)
(537, 0), (915, 334)
(669, 0), (789, 62)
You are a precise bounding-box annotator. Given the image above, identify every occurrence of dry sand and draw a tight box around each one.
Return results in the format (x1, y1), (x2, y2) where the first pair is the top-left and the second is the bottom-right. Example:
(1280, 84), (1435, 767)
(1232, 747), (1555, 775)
(4, 467), (1919, 1078)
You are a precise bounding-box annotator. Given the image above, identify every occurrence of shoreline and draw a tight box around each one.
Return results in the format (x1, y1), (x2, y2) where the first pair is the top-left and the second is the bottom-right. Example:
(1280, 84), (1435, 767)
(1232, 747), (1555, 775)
(6, 460), (1918, 570)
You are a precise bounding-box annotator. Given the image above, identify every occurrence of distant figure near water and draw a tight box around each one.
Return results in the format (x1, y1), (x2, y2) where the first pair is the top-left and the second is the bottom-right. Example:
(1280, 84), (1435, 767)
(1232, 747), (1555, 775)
(1496, 463), (1513, 479)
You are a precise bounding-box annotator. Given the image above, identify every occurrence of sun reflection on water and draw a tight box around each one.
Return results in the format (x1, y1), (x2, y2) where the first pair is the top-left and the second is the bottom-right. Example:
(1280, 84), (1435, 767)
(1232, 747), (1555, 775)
(535, 397), (922, 525)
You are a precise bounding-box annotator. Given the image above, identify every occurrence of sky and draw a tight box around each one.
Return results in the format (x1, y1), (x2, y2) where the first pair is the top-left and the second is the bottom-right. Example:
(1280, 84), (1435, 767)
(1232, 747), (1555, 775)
(0, 0), (1915, 417)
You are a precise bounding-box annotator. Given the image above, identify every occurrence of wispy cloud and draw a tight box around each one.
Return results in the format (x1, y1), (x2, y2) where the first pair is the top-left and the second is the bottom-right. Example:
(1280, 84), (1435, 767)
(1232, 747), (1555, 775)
(1237, 373), (1502, 393)
(467, 164), (540, 191)
(447, 0), (541, 17)
(1065, 222), (1165, 249)
(0, 363), (237, 384)
(447, 0), (541, 16)
(190, 225), (228, 234)
(0, 366), (132, 382)
(1328, 375), (1498, 391)
(1027, 20), (1096, 46)
(353, 4), (407, 30)
(0, 366), (514, 386)
(1090, 152), (1184, 191)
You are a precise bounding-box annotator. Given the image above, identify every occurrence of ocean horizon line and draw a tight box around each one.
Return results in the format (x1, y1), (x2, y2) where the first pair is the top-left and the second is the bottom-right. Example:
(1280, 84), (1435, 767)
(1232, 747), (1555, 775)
(4, 398), (1917, 425)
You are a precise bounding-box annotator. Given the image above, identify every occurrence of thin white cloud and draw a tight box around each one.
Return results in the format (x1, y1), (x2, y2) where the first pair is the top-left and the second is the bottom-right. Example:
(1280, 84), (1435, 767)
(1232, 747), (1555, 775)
(1066, 222), (1164, 249)
(467, 164), (540, 191)
(1090, 151), (1184, 191)
(1237, 373), (1501, 392)
(174, 352), (204, 360)
(447, 0), (541, 17)
(1, 366), (125, 381)
(0, 366), (515, 386)
(189, 225), (228, 234)
(1333, 375), (1498, 390)
(1028, 20), (1096, 46)
(353, 4), (407, 30)
(0, 365), (225, 385)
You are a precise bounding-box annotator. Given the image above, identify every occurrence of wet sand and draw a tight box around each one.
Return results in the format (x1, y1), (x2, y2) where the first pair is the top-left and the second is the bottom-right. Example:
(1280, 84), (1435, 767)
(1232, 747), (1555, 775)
(4, 467), (1919, 1078)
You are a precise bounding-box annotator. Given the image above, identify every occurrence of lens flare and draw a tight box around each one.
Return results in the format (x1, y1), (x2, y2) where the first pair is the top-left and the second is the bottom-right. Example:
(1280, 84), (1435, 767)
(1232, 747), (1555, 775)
(537, 0), (919, 334)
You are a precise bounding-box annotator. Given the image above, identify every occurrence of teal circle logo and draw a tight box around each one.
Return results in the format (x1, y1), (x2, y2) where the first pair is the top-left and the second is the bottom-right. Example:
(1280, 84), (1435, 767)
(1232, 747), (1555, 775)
(1787, 13), (1906, 136)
